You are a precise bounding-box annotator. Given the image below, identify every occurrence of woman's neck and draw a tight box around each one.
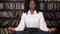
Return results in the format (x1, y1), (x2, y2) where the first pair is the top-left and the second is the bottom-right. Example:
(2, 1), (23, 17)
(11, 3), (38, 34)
(30, 9), (34, 14)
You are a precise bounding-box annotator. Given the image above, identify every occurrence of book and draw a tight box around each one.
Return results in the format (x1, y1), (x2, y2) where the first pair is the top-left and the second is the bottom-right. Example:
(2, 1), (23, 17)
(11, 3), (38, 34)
(47, 3), (53, 10)
(0, 12), (16, 17)
(53, 20), (58, 27)
(3, 12), (13, 17)
(38, 0), (43, 1)
(4, 28), (8, 34)
(21, 2), (24, 9)
(0, 3), (3, 9)
(56, 3), (60, 10)
(50, 12), (55, 19)
(47, 0), (57, 1)
(0, 28), (4, 34)
(53, 3), (57, 10)
(2, 2), (23, 10)
(55, 12), (60, 18)
(3, 3), (16, 9)
(5, 20), (14, 26)
(1, 20), (19, 27)
(16, 3), (21, 10)
(19, 11), (23, 18)
(57, 0), (60, 1)
(46, 20), (52, 27)
(50, 20), (57, 27)
(15, 20), (19, 27)
(40, 3), (44, 10)
(17, 0), (25, 1)
(0, 12), (4, 17)
(11, 20), (19, 27)
(0, 20), (3, 24)
(45, 0), (47, 1)
(1, 20), (9, 26)
(3, 3), (10, 9)
(12, 3), (16, 9)
(6, 12), (14, 17)
(44, 12), (51, 19)
(50, 21), (55, 27)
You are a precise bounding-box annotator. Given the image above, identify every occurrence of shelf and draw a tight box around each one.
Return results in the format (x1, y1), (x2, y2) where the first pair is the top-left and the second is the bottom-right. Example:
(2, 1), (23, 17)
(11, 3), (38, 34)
(0, 9), (24, 11)
(45, 18), (60, 20)
(0, 25), (17, 28)
(39, 1), (45, 3)
(47, 26), (60, 29)
(43, 10), (60, 12)
(0, 1), (25, 3)
(0, 1), (45, 3)
(0, 9), (60, 12)
(45, 1), (60, 3)
(0, 17), (19, 20)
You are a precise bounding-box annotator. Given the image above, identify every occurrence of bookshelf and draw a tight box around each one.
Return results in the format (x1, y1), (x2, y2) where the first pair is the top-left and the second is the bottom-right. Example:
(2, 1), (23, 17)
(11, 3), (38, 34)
(43, 0), (60, 34)
(0, 0), (60, 34)
(0, 0), (23, 34)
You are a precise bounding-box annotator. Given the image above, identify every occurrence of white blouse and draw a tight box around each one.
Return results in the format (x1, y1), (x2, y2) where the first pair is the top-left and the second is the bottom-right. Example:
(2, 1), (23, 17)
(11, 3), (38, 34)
(15, 10), (49, 31)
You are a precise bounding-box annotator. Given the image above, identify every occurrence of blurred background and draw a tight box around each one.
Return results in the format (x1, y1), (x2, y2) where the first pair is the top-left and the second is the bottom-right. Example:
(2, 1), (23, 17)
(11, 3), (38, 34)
(0, 0), (60, 34)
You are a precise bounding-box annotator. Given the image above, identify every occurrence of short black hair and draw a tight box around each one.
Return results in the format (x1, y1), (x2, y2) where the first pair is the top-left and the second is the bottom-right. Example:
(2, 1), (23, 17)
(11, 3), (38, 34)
(24, 0), (40, 13)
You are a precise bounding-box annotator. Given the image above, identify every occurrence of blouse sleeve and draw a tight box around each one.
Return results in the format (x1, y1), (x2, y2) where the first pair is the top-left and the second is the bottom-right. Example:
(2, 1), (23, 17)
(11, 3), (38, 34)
(15, 13), (26, 31)
(39, 12), (49, 32)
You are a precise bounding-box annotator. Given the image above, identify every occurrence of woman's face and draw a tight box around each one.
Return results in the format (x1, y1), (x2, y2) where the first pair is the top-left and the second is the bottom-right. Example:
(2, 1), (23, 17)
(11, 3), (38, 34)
(29, 1), (35, 10)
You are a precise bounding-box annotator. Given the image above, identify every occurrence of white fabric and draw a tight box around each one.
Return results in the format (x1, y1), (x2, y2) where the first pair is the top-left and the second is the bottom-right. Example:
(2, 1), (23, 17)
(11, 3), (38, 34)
(15, 10), (49, 31)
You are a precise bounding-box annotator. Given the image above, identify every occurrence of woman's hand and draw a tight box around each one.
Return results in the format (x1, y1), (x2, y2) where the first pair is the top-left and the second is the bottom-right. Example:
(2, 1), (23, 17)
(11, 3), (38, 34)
(8, 26), (16, 32)
(48, 28), (57, 33)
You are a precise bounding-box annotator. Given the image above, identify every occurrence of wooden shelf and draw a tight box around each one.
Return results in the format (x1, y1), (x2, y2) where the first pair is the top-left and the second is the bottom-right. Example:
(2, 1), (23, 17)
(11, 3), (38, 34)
(45, 1), (60, 3)
(0, 1), (45, 3)
(45, 18), (60, 20)
(43, 10), (60, 12)
(0, 1), (25, 3)
(47, 26), (60, 29)
(0, 17), (19, 19)
(0, 9), (24, 11)
(0, 25), (17, 28)
(0, 9), (60, 12)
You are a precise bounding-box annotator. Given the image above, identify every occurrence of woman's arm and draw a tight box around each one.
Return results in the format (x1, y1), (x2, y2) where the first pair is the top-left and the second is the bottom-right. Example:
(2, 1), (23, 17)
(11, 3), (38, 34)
(8, 13), (26, 31)
(40, 12), (57, 32)
(39, 12), (49, 31)
(39, 12), (57, 32)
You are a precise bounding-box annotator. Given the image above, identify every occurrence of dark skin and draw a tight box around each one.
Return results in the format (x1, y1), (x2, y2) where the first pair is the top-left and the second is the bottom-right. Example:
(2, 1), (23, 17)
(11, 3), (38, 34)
(8, 0), (57, 33)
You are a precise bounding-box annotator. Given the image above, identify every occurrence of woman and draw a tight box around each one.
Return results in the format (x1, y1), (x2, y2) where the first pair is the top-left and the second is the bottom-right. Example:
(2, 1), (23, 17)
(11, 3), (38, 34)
(8, 0), (56, 34)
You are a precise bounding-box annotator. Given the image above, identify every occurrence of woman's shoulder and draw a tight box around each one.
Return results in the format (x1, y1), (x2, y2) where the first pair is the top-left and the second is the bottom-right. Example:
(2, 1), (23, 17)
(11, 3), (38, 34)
(22, 13), (27, 16)
(39, 12), (43, 15)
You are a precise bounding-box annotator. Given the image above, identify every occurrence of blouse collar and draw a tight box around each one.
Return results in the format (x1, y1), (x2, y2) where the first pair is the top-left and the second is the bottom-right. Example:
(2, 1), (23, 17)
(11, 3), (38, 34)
(28, 10), (37, 15)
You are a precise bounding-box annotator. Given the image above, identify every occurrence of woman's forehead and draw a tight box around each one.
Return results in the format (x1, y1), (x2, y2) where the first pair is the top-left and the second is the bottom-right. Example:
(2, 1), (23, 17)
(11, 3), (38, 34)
(30, 0), (35, 4)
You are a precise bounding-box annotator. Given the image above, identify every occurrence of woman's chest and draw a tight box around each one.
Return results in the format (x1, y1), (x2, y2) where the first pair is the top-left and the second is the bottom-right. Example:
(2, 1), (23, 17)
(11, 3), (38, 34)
(25, 14), (40, 23)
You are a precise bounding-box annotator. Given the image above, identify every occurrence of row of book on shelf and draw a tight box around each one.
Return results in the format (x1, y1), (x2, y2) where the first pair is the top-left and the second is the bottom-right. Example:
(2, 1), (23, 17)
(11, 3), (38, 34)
(1, 2), (60, 10)
(0, 12), (19, 17)
(47, 3), (60, 10)
(0, 2), (45, 10)
(46, 20), (60, 28)
(0, 2), (24, 10)
(0, 11), (22, 17)
(43, 12), (60, 19)
(2, 11), (60, 18)
(0, 0), (60, 1)
(0, 28), (13, 34)
(45, 0), (60, 1)
(0, 0), (25, 1)
(0, 20), (19, 34)
(0, 20), (19, 27)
